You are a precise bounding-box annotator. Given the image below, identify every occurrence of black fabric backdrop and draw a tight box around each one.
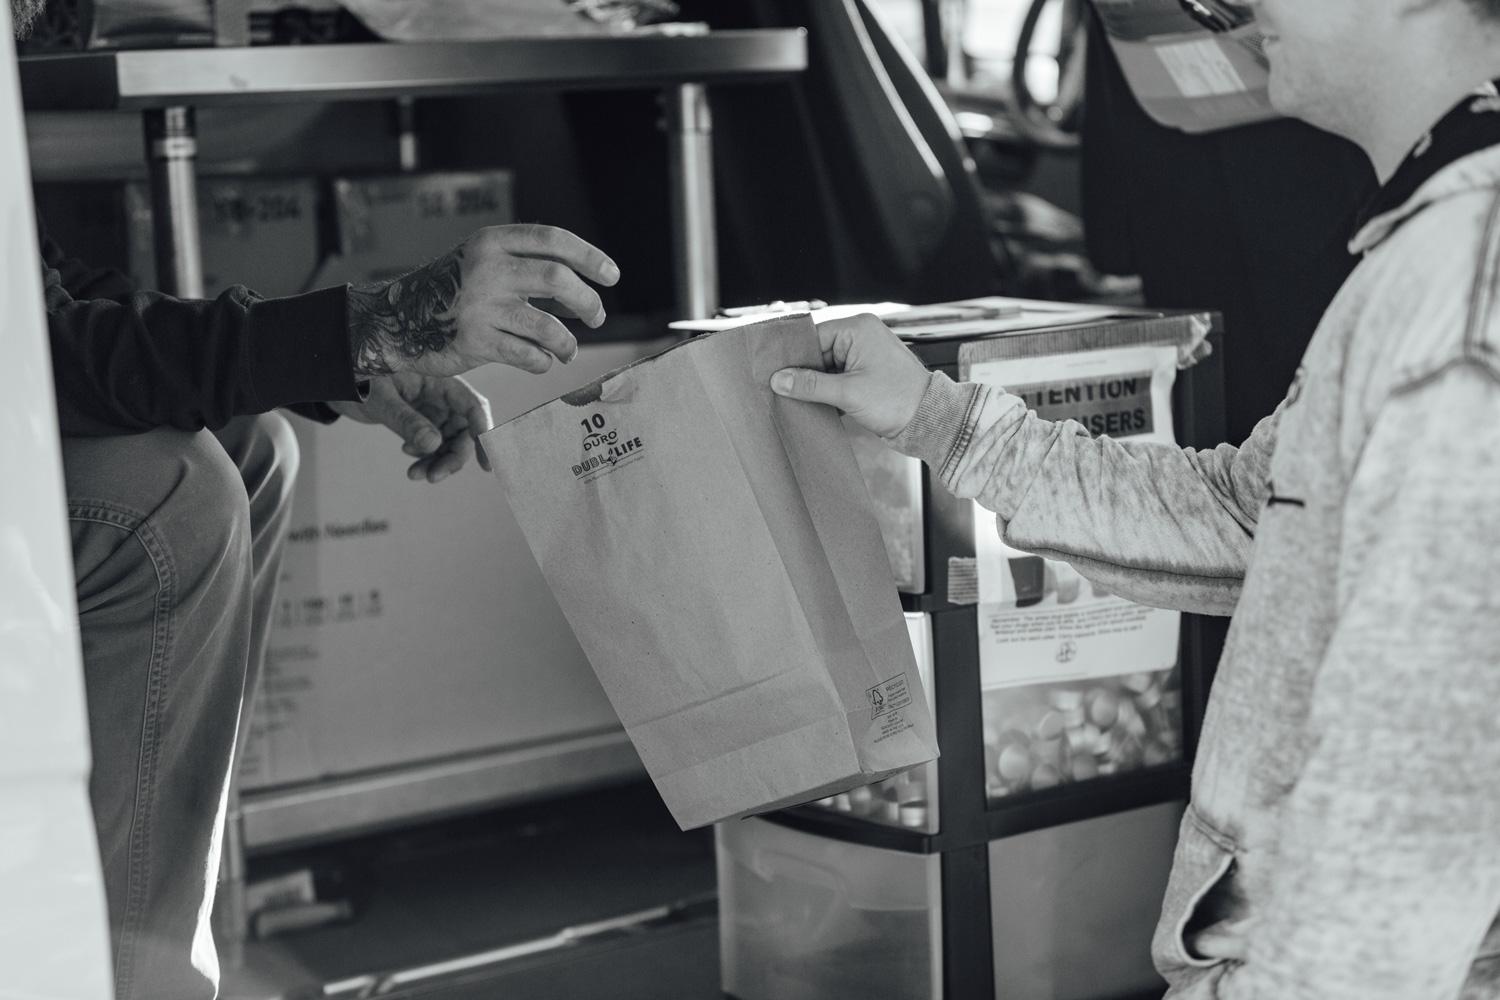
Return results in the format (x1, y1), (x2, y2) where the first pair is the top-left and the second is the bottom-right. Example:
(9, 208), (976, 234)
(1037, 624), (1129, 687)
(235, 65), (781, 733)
(1081, 8), (1377, 443)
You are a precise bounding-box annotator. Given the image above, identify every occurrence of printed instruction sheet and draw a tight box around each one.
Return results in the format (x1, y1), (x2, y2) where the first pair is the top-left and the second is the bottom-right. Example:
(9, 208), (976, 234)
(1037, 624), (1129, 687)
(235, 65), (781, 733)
(965, 344), (1183, 689)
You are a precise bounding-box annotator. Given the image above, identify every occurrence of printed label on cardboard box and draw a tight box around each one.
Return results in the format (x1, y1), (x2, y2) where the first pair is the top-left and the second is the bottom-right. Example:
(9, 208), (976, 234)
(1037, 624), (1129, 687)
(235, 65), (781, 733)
(125, 176), (320, 297)
(1155, 38), (1247, 98)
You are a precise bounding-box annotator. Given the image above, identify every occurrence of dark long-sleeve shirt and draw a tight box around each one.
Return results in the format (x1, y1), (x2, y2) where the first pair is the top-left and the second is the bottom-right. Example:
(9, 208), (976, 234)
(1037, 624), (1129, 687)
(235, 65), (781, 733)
(42, 229), (360, 436)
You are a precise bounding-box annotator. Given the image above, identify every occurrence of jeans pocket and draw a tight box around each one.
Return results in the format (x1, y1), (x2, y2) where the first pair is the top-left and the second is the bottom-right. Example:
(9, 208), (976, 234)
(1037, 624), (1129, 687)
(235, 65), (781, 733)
(1152, 807), (1238, 981)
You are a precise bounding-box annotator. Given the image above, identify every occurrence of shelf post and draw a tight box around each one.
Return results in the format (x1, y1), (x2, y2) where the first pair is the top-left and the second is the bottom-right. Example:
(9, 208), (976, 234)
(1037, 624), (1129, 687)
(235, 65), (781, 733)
(143, 106), (205, 298)
(664, 83), (718, 320)
(213, 805), (250, 952)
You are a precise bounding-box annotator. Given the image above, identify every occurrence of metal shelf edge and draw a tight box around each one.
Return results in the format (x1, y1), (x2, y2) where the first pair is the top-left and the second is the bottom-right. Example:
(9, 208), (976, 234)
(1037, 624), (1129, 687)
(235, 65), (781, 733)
(758, 764), (1192, 855)
(20, 30), (809, 111)
(239, 729), (644, 852)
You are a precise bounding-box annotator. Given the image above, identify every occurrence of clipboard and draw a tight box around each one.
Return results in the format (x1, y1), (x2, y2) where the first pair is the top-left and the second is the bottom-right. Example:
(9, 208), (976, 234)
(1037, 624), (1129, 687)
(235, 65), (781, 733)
(1092, 0), (1279, 134)
(668, 298), (1128, 342)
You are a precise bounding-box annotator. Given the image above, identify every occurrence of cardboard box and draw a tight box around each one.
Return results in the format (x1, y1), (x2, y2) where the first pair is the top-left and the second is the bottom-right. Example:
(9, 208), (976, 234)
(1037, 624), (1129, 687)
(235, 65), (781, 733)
(318, 170), (515, 285)
(237, 164), (597, 794)
(126, 175), (321, 297)
(239, 340), (676, 791)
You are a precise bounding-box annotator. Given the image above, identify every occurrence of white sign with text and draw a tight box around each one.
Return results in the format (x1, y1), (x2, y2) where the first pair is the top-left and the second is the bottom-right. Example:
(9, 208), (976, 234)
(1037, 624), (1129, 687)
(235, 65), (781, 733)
(967, 345), (1182, 689)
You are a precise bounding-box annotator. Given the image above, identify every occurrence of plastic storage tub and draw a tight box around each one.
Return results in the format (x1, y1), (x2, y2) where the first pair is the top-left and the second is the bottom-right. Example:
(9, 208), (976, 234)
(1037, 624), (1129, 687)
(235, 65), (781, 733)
(718, 816), (943, 1000)
(989, 801), (1182, 999)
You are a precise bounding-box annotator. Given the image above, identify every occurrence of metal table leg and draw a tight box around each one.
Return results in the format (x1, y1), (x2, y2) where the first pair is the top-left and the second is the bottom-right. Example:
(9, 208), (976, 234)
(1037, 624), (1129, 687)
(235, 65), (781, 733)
(394, 96), (420, 172)
(215, 806), (250, 955)
(143, 106), (205, 299)
(663, 83), (718, 320)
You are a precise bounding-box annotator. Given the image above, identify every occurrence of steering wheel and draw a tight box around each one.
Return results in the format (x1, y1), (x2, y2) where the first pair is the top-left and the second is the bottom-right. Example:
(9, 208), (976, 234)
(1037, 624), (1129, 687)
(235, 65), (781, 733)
(1009, 0), (1088, 150)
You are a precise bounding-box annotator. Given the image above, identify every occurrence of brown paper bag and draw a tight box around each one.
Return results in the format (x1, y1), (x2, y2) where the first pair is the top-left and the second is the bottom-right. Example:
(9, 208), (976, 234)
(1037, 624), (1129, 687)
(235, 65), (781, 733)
(481, 315), (938, 829)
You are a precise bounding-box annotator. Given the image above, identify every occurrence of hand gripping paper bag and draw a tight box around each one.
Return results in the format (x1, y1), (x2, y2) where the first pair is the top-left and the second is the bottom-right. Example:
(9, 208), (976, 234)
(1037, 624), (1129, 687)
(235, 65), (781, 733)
(481, 315), (938, 829)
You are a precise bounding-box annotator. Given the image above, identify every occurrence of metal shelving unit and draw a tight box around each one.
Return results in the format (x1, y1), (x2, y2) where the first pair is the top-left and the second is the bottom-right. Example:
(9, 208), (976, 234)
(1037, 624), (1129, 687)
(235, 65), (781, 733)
(742, 313), (1230, 999)
(20, 29), (808, 944)
(19, 29), (808, 314)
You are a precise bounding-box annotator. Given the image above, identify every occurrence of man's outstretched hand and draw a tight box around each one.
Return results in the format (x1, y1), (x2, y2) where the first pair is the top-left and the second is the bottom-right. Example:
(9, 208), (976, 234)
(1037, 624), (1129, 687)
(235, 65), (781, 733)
(347, 224), (619, 380)
(769, 313), (930, 438)
(329, 373), (493, 483)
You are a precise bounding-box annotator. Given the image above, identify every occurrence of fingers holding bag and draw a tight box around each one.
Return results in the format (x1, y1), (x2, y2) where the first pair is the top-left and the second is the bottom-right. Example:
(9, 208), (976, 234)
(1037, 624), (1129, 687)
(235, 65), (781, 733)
(770, 313), (929, 439)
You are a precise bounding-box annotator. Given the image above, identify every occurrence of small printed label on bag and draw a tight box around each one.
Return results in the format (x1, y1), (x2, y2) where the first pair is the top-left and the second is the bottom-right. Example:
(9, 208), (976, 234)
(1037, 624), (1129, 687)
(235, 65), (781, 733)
(570, 411), (647, 483)
(868, 673), (913, 720)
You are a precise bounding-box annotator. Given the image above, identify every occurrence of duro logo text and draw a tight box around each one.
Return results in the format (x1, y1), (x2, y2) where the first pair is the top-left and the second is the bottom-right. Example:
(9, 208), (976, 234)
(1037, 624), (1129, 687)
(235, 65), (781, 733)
(572, 412), (645, 478)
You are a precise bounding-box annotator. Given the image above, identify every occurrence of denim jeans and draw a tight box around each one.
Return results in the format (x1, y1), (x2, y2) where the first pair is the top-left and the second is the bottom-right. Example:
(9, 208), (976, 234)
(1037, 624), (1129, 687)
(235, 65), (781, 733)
(63, 414), (298, 1000)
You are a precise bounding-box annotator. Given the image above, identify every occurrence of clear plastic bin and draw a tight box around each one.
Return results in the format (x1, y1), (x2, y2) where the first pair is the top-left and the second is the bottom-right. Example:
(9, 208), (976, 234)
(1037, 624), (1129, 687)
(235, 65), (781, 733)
(806, 612), (940, 833)
(718, 817), (943, 1000)
(990, 801), (1182, 999)
(847, 421), (925, 594)
(982, 664), (1184, 802)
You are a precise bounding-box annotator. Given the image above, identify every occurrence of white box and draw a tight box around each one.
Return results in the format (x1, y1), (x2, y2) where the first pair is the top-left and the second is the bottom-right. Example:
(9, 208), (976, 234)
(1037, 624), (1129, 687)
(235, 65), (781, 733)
(330, 170), (515, 282)
(126, 176), (321, 297)
(240, 339), (677, 791)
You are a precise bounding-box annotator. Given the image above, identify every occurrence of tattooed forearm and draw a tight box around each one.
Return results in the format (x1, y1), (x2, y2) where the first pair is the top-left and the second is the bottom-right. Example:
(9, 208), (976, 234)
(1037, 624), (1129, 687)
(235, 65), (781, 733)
(347, 247), (465, 377)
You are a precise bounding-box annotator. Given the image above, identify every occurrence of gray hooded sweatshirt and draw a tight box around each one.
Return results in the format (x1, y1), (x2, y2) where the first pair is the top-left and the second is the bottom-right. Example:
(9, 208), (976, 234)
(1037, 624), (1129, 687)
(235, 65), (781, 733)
(890, 143), (1500, 998)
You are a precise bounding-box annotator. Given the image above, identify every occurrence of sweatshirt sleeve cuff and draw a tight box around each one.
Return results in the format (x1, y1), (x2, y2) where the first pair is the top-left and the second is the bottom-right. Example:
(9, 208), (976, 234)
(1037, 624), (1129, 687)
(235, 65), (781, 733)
(887, 370), (985, 480)
(245, 285), (362, 409)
